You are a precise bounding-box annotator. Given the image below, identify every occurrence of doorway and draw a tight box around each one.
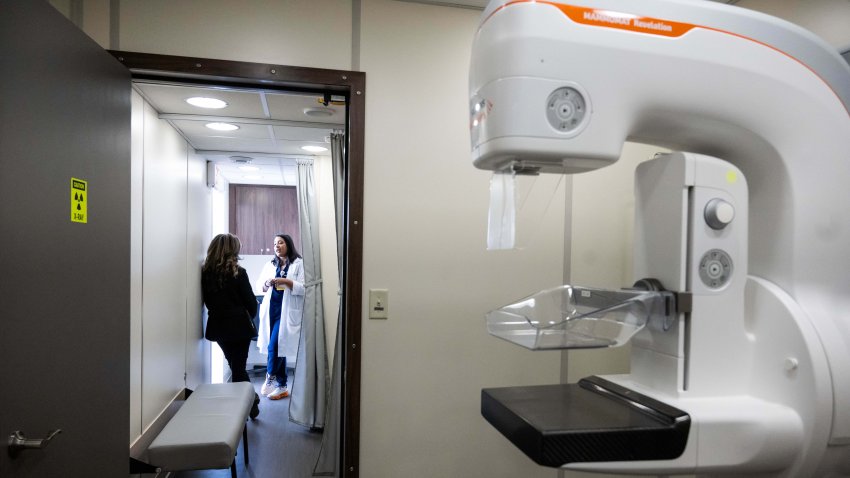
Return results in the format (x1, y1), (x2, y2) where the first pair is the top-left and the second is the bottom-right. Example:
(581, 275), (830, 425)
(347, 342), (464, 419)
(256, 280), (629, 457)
(112, 51), (364, 477)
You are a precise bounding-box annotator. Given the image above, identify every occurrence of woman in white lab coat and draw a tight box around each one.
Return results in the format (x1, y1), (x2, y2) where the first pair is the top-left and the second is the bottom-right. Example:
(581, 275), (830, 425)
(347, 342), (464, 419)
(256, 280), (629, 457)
(255, 233), (305, 400)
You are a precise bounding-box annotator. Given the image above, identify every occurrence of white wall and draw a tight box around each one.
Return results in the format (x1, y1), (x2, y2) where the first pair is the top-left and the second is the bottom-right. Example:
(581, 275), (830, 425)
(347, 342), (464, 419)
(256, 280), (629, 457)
(186, 149), (212, 387)
(140, 98), (189, 426)
(129, 90), (211, 444)
(129, 89), (144, 442)
(209, 173), (230, 384)
(736, 0), (850, 51)
(358, 2), (563, 476)
(118, 0), (352, 70)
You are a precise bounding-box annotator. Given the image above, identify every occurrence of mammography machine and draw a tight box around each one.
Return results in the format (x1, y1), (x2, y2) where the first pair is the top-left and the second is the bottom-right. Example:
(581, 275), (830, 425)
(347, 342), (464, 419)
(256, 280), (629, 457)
(470, 1), (850, 476)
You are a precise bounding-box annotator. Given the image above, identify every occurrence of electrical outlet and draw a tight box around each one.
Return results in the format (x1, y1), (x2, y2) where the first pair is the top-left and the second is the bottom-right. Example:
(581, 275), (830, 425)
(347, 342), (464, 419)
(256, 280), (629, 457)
(369, 289), (389, 319)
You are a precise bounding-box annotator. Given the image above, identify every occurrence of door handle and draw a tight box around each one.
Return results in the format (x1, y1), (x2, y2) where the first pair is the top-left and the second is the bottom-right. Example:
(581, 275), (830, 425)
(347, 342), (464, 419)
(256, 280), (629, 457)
(7, 429), (62, 457)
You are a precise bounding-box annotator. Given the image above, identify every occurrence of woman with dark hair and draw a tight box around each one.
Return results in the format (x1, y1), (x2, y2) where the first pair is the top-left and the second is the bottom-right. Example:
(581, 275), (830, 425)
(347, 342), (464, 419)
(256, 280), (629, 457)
(201, 233), (261, 419)
(256, 233), (304, 401)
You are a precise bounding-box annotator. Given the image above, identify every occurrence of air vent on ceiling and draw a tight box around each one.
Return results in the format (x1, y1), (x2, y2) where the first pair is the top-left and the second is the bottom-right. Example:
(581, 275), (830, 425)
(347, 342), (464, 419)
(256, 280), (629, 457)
(304, 107), (335, 118)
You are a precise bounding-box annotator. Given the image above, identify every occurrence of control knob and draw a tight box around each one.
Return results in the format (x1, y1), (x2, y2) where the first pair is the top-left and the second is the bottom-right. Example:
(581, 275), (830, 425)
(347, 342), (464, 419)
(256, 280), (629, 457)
(704, 198), (735, 230)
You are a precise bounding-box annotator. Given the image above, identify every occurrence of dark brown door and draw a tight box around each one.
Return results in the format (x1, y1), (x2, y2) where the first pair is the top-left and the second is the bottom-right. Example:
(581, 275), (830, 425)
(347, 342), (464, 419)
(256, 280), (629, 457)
(0, 1), (131, 475)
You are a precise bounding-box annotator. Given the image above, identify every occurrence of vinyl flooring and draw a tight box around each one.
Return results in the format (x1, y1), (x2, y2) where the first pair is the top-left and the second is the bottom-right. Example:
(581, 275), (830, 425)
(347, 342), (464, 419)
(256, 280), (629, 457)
(173, 371), (325, 478)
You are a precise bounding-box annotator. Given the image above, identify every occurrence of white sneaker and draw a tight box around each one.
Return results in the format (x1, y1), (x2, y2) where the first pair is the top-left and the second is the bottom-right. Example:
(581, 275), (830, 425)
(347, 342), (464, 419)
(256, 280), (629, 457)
(268, 385), (289, 400)
(261, 375), (277, 396)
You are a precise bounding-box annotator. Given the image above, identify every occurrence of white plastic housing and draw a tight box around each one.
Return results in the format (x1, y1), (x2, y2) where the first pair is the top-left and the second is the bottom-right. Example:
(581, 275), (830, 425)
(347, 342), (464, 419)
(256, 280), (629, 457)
(470, 0), (850, 475)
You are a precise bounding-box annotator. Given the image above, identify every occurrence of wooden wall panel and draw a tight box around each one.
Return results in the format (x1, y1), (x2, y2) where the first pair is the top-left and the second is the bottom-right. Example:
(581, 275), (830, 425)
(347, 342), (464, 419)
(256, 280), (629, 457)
(229, 185), (301, 255)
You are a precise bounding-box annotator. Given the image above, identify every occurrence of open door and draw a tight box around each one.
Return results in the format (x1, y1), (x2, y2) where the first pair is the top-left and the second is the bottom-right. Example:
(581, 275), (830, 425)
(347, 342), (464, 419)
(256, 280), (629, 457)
(0, 1), (131, 475)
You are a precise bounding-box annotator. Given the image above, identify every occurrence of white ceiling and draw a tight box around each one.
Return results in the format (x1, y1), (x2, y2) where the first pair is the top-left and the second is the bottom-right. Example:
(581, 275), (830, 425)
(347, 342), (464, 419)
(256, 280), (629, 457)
(133, 81), (345, 186)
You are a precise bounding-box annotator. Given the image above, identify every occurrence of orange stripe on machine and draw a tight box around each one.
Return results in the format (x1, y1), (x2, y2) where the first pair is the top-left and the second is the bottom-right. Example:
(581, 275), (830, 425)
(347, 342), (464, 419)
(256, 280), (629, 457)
(552, 4), (696, 37)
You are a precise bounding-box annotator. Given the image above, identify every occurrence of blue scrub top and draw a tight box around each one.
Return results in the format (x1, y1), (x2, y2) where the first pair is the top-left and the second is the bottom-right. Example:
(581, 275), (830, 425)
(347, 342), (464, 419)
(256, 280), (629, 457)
(268, 261), (290, 325)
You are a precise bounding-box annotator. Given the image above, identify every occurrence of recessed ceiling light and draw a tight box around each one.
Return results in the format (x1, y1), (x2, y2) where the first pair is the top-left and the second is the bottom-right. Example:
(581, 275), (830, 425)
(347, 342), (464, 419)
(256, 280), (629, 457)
(206, 122), (239, 131)
(186, 97), (227, 109)
(239, 165), (259, 171)
(301, 145), (328, 153)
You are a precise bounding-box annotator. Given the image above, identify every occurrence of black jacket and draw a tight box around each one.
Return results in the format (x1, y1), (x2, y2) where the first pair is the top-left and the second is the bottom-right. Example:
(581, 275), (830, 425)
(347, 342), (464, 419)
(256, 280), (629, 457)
(201, 266), (258, 341)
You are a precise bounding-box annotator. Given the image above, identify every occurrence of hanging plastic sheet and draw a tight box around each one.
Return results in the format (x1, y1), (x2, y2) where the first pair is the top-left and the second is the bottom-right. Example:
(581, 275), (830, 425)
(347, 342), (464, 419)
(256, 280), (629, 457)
(487, 170), (516, 250)
(487, 167), (564, 250)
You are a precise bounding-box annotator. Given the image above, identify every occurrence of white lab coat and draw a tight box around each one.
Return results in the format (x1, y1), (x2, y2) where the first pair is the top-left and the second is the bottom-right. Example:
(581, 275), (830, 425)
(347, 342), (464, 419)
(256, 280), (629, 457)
(255, 257), (305, 366)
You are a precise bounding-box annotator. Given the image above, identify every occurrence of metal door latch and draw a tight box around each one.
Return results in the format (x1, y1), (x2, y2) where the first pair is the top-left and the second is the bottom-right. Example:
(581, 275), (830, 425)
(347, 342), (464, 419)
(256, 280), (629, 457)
(7, 429), (62, 457)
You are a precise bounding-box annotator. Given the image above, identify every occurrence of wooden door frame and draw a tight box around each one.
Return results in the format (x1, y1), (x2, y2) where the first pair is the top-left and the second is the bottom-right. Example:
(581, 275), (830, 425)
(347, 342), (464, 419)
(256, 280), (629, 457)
(109, 51), (364, 478)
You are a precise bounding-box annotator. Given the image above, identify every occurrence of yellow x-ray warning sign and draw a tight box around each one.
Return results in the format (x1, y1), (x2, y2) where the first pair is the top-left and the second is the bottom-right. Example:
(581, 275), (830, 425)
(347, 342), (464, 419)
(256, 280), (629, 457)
(71, 178), (87, 223)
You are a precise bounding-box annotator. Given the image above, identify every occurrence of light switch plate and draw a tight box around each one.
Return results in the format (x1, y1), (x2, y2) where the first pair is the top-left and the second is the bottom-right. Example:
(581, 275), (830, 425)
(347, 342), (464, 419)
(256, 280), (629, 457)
(369, 289), (389, 319)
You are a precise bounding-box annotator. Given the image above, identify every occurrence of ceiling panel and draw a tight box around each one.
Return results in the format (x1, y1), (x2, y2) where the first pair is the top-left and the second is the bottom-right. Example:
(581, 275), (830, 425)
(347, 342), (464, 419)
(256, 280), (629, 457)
(135, 82), (268, 119)
(273, 125), (332, 143)
(222, 160), (299, 186)
(173, 119), (271, 139)
(265, 92), (345, 124)
(190, 137), (279, 153)
(133, 80), (343, 186)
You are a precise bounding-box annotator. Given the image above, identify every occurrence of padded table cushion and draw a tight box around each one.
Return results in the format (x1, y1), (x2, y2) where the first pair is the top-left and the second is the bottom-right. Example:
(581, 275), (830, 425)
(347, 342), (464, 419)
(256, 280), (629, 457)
(147, 382), (254, 471)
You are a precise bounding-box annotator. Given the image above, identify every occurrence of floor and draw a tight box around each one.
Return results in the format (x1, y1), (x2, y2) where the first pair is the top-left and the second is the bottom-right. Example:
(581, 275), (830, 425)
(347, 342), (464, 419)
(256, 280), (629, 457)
(174, 371), (324, 478)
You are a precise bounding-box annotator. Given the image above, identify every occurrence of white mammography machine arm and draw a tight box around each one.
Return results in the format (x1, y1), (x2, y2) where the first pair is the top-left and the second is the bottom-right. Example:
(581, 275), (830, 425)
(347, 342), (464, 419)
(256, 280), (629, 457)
(471, 1), (850, 476)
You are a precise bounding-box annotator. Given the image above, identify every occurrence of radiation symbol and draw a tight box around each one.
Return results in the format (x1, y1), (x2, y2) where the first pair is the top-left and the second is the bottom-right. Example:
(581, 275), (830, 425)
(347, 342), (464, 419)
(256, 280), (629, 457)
(71, 178), (87, 223)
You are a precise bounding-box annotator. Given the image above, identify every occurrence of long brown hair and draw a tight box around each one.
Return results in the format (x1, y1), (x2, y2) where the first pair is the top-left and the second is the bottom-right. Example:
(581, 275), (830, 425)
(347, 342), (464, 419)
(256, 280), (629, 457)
(202, 233), (242, 287)
(273, 233), (301, 264)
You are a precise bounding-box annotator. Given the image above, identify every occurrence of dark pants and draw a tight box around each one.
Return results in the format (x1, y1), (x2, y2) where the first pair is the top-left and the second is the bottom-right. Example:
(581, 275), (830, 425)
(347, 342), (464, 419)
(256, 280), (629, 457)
(267, 317), (287, 387)
(217, 339), (251, 383)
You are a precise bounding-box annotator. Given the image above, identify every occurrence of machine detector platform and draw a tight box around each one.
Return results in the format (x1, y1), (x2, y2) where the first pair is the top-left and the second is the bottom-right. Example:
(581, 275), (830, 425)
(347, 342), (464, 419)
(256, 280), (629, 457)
(481, 376), (690, 467)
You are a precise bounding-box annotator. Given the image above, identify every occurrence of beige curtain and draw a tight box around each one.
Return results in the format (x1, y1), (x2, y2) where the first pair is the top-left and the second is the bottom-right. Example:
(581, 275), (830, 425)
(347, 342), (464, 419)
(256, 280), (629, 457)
(313, 131), (345, 475)
(290, 158), (328, 429)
